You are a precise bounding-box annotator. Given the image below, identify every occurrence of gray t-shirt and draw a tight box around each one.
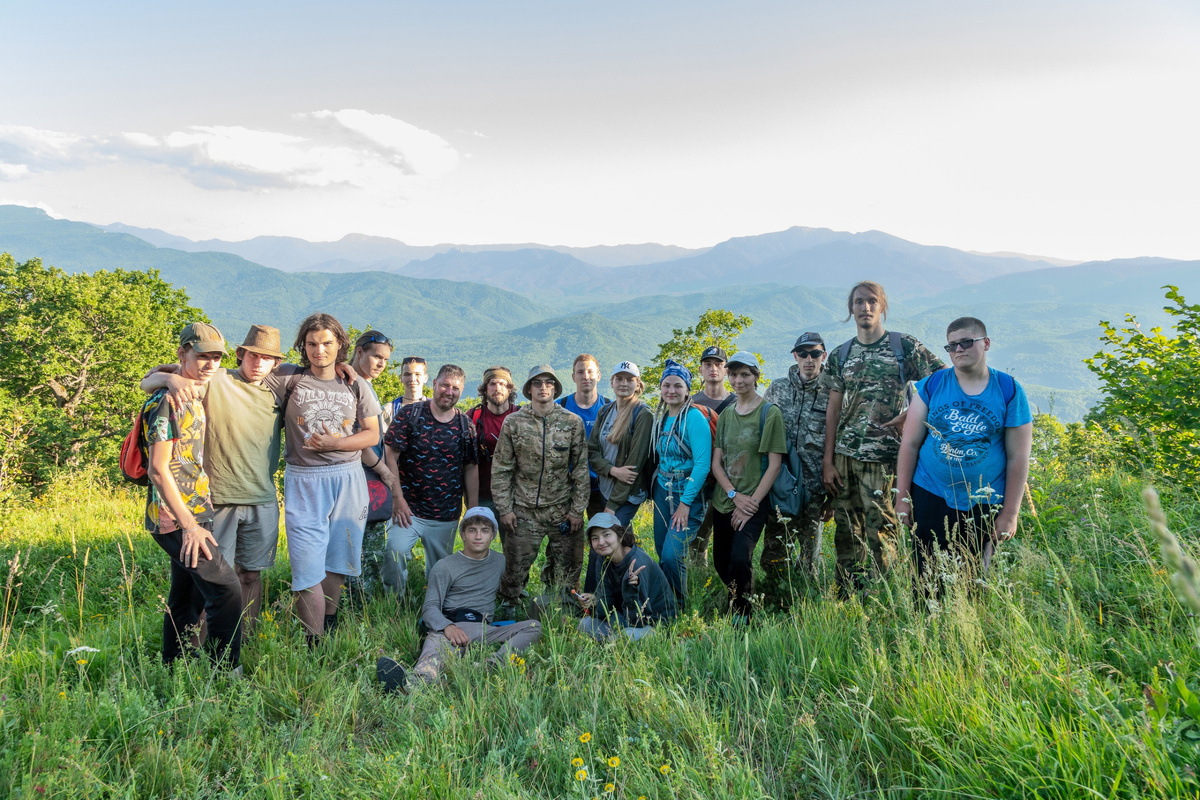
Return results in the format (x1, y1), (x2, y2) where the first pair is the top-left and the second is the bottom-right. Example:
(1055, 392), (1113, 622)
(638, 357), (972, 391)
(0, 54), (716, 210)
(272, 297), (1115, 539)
(691, 389), (735, 414)
(268, 366), (381, 467)
(422, 549), (506, 632)
(203, 367), (282, 506)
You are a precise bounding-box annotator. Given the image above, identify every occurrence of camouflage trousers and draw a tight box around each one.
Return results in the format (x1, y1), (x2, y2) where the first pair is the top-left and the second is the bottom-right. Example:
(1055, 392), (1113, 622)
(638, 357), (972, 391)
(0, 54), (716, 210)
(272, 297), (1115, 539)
(497, 504), (585, 605)
(412, 620), (542, 682)
(832, 454), (899, 592)
(760, 497), (825, 585)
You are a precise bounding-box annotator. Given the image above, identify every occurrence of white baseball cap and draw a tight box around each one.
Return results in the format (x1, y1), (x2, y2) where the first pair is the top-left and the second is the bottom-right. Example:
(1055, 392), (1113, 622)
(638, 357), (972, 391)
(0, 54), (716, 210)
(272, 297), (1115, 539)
(610, 361), (640, 378)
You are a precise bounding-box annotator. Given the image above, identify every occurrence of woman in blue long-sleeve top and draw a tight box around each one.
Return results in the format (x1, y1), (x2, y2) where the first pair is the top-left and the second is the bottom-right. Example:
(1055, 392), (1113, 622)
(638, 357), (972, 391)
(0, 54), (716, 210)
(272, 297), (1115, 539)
(649, 359), (712, 604)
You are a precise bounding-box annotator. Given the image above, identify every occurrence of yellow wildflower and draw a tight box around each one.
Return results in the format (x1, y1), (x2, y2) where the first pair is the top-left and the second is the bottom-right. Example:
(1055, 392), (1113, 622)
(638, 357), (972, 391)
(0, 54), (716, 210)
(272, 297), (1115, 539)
(58, 692), (66, 699)
(660, 764), (672, 775)
(575, 769), (588, 781)
(579, 732), (592, 743)
(573, 758), (584, 767)
(604, 783), (615, 793)
(76, 659), (87, 665)
(607, 756), (620, 768)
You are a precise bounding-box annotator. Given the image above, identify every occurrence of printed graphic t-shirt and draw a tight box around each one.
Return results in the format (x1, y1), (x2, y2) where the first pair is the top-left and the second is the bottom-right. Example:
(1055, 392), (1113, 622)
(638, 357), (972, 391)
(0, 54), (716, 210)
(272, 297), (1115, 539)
(913, 368), (1032, 510)
(203, 367), (282, 506)
(268, 367), (381, 468)
(141, 391), (214, 533)
(384, 400), (478, 521)
(711, 399), (787, 515)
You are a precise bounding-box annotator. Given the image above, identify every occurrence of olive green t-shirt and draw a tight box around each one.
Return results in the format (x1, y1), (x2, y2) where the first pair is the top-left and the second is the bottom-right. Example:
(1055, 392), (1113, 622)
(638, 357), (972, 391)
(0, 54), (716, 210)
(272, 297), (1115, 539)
(711, 398), (787, 514)
(203, 367), (283, 506)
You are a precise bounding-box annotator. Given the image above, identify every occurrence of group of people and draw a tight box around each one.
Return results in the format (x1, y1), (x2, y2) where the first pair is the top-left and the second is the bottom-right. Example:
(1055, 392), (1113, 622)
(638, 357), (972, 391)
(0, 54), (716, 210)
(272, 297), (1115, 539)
(137, 279), (1033, 688)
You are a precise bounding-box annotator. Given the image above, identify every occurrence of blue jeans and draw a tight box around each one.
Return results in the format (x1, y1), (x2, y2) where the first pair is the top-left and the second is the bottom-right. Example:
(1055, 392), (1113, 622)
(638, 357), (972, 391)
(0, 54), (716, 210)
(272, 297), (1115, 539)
(652, 478), (707, 604)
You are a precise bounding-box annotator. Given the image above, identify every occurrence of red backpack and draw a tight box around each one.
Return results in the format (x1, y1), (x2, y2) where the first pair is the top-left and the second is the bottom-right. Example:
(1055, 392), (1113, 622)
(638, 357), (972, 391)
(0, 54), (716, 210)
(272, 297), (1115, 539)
(119, 408), (150, 486)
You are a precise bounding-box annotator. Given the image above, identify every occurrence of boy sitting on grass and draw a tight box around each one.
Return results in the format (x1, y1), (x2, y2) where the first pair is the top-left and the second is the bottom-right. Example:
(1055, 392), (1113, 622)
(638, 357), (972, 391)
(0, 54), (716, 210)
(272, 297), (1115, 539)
(577, 513), (677, 641)
(377, 507), (541, 693)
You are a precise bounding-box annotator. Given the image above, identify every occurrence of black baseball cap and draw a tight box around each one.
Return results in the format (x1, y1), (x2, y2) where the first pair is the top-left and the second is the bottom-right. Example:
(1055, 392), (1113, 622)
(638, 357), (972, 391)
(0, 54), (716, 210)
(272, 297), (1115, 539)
(700, 346), (728, 363)
(791, 332), (825, 352)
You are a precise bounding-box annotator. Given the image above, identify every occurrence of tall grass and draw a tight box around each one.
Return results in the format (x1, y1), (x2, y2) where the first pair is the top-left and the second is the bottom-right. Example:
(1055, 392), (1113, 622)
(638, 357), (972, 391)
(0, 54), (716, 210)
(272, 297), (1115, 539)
(1, 444), (1198, 798)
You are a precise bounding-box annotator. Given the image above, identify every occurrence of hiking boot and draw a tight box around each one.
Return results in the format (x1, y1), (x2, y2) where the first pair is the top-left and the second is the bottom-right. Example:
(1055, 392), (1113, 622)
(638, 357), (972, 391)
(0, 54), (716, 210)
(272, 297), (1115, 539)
(376, 657), (409, 695)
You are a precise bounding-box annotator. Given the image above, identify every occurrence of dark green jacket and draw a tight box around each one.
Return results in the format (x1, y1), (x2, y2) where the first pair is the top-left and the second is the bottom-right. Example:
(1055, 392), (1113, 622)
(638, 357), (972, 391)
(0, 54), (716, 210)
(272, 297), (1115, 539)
(587, 400), (653, 507)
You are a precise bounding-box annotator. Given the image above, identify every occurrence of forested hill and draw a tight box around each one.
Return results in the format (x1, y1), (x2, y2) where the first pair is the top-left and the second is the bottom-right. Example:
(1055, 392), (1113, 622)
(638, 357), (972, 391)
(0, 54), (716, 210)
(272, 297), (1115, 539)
(4, 204), (1200, 421)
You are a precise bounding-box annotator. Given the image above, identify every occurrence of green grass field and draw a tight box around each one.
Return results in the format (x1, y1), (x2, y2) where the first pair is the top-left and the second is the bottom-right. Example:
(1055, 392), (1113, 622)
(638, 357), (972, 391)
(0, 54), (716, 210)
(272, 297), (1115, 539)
(2, 421), (1199, 799)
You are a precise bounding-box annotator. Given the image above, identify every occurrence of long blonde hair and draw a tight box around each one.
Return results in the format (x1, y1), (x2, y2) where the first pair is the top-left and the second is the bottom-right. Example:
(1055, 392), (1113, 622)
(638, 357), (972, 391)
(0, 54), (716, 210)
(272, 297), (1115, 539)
(606, 377), (645, 445)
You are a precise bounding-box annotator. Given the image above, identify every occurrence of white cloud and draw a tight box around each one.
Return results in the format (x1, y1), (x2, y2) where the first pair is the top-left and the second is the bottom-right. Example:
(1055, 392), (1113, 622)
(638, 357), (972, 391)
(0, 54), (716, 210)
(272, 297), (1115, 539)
(0, 111), (459, 194)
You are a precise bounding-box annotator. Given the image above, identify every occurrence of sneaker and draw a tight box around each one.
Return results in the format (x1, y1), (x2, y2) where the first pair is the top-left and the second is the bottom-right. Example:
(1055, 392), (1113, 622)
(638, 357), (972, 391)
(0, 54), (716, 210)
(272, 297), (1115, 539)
(376, 656), (409, 695)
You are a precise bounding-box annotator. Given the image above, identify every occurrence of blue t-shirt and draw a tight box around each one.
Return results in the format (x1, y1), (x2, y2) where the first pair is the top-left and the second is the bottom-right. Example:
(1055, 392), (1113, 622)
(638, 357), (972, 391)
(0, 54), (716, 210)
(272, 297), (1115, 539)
(560, 394), (610, 489)
(912, 368), (1032, 510)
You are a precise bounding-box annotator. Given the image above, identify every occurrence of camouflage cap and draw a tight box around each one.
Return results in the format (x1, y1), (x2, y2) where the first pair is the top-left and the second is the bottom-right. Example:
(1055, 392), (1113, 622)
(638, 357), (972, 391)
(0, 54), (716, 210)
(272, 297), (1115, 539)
(523, 364), (563, 400)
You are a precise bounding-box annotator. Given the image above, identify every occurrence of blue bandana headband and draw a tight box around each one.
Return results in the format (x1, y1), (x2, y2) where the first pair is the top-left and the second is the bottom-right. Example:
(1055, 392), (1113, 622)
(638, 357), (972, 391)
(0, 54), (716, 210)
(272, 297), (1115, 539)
(660, 359), (692, 389)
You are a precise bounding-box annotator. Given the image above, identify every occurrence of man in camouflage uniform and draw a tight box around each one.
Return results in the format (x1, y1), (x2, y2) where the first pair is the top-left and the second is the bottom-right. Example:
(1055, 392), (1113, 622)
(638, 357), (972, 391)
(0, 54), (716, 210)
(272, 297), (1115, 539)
(492, 365), (590, 615)
(821, 282), (944, 593)
(761, 332), (830, 597)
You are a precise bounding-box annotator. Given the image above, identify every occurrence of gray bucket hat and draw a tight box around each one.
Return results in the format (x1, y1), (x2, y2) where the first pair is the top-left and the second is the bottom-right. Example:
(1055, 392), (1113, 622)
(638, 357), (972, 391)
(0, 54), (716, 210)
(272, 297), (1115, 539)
(523, 364), (563, 400)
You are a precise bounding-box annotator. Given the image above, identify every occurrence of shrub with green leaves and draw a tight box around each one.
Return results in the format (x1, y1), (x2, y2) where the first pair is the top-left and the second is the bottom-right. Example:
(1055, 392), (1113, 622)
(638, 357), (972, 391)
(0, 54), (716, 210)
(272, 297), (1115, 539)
(1086, 285), (1200, 484)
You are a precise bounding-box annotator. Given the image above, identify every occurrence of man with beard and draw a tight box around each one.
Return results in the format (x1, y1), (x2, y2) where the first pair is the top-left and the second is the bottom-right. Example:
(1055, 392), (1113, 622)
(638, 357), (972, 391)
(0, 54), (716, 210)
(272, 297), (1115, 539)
(381, 364), (479, 600)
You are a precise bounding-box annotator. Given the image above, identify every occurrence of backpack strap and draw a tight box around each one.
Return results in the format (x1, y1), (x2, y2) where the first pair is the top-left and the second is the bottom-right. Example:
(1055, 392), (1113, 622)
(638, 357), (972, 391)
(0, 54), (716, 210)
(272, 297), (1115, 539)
(838, 338), (854, 370)
(997, 371), (1016, 408)
(758, 400), (772, 474)
(924, 367), (949, 401)
(889, 330), (907, 387)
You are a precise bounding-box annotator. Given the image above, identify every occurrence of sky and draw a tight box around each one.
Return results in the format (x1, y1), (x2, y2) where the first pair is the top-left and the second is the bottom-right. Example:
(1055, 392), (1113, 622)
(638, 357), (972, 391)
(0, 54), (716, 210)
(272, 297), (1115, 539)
(2, 0), (1198, 261)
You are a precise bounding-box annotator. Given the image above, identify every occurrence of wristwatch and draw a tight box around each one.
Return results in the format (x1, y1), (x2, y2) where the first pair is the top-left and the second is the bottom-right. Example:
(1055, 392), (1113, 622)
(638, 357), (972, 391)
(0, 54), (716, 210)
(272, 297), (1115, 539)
(727, 489), (737, 499)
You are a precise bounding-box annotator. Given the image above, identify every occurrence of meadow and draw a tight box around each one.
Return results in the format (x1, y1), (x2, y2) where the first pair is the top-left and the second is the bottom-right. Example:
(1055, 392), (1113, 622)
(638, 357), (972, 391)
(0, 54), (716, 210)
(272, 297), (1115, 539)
(1, 417), (1198, 799)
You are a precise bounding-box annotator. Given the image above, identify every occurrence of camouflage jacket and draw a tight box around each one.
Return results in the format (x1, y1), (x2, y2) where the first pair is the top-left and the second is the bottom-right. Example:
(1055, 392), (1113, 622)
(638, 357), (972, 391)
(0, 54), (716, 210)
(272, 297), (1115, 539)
(491, 404), (590, 518)
(763, 364), (829, 456)
(821, 331), (944, 464)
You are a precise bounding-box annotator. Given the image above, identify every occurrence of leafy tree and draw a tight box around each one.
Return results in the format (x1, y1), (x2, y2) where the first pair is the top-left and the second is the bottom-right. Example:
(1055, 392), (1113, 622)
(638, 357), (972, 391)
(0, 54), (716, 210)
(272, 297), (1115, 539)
(0, 253), (205, 492)
(1085, 285), (1200, 483)
(642, 308), (762, 392)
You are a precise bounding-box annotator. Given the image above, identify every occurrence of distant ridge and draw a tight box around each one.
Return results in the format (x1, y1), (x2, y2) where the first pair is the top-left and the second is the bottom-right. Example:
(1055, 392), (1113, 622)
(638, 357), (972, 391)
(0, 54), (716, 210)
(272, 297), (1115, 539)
(7, 204), (1200, 423)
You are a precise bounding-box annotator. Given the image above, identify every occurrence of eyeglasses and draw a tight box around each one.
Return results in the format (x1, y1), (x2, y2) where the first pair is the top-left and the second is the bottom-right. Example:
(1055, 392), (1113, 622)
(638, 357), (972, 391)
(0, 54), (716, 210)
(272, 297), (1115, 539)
(795, 349), (824, 359)
(401, 356), (427, 366)
(944, 337), (987, 352)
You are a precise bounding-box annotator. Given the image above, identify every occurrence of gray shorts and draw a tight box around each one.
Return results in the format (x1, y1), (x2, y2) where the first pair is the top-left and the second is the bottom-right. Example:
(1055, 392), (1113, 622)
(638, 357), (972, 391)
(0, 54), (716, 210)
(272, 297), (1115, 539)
(284, 461), (368, 591)
(211, 502), (281, 571)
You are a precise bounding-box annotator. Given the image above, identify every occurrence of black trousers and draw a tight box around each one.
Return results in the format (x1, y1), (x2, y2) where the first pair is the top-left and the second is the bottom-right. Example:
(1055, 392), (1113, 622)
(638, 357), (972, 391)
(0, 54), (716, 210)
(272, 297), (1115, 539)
(712, 506), (768, 617)
(910, 483), (995, 599)
(152, 523), (243, 667)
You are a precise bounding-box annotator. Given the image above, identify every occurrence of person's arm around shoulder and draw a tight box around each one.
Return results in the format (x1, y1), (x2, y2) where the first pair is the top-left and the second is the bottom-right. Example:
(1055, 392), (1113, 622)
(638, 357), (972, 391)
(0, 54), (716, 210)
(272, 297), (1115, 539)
(894, 391), (930, 527)
(141, 364), (201, 411)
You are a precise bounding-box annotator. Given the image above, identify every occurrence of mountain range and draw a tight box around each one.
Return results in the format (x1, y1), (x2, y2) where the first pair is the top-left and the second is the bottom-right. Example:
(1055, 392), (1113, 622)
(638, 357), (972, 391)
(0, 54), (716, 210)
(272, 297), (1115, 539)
(5, 204), (1200, 422)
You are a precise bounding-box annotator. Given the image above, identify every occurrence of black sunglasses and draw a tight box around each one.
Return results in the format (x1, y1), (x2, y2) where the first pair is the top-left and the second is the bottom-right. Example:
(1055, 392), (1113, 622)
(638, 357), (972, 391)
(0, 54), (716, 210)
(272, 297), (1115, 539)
(944, 337), (987, 353)
(361, 334), (393, 348)
(401, 356), (427, 365)
(794, 349), (825, 359)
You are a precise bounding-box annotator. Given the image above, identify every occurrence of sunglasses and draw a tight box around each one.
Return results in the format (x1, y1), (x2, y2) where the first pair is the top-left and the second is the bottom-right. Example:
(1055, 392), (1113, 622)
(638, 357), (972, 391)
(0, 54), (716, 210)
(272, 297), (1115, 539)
(795, 349), (824, 359)
(529, 378), (557, 388)
(361, 334), (393, 348)
(944, 337), (987, 352)
(401, 356), (427, 366)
